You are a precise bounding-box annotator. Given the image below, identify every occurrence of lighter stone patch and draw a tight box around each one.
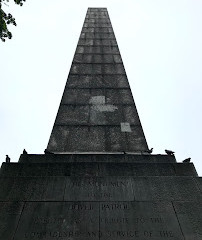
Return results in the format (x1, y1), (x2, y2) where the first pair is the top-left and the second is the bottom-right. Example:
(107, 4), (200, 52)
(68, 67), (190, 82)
(50, 137), (57, 147)
(92, 105), (118, 112)
(90, 95), (118, 113)
(121, 122), (132, 132)
(89, 96), (105, 105)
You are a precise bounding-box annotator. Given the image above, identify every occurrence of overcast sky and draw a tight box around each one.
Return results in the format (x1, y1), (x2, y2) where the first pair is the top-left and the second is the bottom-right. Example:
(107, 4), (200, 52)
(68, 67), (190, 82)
(0, 0), (202, 175)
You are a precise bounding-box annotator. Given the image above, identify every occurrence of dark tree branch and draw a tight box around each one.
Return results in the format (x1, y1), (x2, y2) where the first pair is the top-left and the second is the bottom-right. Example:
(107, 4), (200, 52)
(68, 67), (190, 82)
(0, 0), (26, 42)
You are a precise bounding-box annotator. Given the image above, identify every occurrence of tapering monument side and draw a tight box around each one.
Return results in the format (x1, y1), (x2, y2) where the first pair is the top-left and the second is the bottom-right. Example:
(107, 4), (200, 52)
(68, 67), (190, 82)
(0, 8), (201, 240)
(47, 8), (148, 153)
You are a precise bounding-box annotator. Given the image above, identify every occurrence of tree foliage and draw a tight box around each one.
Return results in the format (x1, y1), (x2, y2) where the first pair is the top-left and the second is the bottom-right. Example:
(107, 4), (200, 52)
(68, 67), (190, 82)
(0, 0), (26, 42)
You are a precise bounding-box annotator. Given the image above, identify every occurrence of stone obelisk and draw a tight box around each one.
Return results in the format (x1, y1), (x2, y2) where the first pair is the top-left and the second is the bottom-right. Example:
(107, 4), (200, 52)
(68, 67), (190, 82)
(47, 8), (148, 153)
(0, 8), (201, 240)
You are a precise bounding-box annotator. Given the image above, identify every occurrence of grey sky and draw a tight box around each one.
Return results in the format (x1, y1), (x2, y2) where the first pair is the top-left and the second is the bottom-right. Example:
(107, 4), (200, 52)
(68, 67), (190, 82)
(0, 0), (202, 175)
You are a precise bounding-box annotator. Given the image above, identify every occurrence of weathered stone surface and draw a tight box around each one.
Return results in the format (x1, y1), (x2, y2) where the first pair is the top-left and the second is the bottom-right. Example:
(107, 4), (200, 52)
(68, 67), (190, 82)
(0, 163), (20, 176)
(19, 163), (48, 176)
(18, 154), (177, 164)
(56, 105), (90, 125)
(99, 163), (176, 177)
(0, 177), (14, 199)
(0, 201), (24, 239)
(99, 163), (134, 176)
(173, 163), (198, 176)
(61, 89), (134, 105)
(1, 162), (197, 177)
(124, 154), (176, 163)
(46, 163), (71, 176)
(14, 202), (99, 240)
(173, 201), (202, 240)
(106, 127), (126, 151)
(47, 7), (148, 153)
(48, 125), (150, 152)
(0, 177), (66, 201)
(126, 126), (149, 151)
(100, 201), (184, 240)
(195, 177), (202, 192)
(61, 89), (91, 104)
(64, 177), (134, 201)
(132, 177), (202, 201)
(4, 202), (195, 240)
(64, 73), (129, 89)
(132, 163), (176, 176)
(70, 163), (99, 176)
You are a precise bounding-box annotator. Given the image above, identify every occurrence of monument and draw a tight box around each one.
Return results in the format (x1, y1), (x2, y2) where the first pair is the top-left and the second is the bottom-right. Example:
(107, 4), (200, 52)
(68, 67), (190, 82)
(0, 8), (202, 240)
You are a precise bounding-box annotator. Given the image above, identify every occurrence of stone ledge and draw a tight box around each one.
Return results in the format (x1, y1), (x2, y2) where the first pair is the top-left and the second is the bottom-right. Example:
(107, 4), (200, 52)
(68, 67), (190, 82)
(18, 153), (177, 163)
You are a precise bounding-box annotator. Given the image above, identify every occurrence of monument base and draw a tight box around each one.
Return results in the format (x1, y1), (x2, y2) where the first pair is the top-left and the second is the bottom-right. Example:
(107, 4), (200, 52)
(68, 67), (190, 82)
(0, 154), (201, 239)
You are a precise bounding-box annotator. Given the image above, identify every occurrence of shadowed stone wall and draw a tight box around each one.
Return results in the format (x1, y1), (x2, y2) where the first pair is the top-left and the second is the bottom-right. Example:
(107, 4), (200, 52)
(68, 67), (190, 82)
(0, 154), (202, 239)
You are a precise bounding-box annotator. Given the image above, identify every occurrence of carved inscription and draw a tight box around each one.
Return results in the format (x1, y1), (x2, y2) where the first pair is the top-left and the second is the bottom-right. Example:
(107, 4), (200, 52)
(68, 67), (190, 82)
(103, 230), (174, 238)
(101, 203), (130, 210)
(71, 180), (129, 187)
(100, 202), (183, 239)
(33, 217), (64, 224)
(134, 217), (164, 223)
(87, 192), (112, 198)
(100, 218), (129, 224)
(15, 202), (183, 239)
(24, 230), (175, 239)
(65, 178), (133, 201)
(100, 217), (164, 224)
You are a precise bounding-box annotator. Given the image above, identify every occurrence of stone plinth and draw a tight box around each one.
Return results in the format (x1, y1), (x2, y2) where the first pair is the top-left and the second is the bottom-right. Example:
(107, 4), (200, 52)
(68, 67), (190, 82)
(0, 153), (201, 239)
